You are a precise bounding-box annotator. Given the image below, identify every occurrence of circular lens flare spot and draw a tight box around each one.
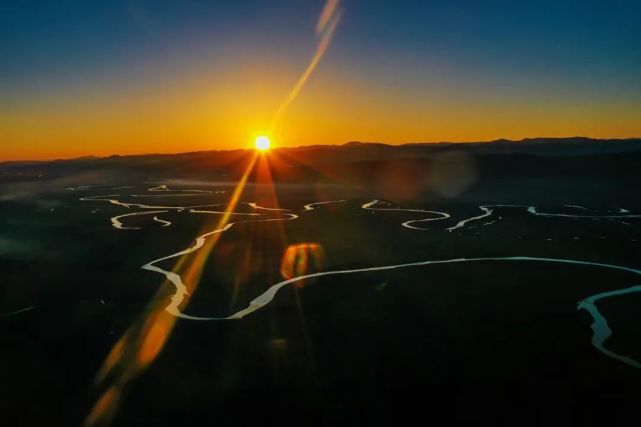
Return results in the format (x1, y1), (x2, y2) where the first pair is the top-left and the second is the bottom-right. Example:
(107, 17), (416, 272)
(280, 243), (326, 288)
(255, 136), (270, 151)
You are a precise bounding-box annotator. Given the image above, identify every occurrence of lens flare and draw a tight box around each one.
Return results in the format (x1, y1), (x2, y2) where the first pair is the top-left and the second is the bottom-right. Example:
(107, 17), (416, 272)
(280, 243), (326, 288)
(84, 3), (342, 425)
(269, 0), (342, 133)
(85, 153), (259, 427)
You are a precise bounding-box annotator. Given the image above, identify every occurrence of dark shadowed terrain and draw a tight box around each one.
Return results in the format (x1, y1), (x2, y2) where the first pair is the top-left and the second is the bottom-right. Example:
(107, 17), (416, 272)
(2, 138), (641, 426)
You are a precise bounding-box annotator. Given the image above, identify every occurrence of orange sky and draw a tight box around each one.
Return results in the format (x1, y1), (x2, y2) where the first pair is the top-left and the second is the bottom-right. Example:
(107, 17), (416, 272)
(3, 54), (641, 162)
(3, 57), (640, 162)
(3, 0), (641, 162)
(4, 0), (641, 162)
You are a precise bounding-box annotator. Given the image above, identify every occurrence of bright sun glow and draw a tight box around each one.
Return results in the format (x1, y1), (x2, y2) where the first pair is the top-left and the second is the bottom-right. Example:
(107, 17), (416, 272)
(255, 136), (271, 151)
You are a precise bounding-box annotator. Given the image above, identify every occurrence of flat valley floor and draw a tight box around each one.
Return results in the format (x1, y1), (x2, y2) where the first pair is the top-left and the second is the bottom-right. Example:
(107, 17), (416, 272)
(2, 179), (641, 426)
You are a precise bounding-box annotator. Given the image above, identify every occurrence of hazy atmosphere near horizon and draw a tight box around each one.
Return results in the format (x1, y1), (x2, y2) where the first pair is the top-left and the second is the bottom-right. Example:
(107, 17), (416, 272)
(3, 2), (641, 427)
(2, 0), (641, 160)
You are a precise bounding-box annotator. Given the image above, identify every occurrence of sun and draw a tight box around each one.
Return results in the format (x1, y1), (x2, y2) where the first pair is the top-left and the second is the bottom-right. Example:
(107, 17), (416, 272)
(254, 135), (271, 151)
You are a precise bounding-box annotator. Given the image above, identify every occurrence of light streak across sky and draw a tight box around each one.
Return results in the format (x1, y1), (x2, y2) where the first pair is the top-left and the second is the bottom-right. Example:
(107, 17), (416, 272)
(269, 0), (343, 134)
(2, 1), (640, 158)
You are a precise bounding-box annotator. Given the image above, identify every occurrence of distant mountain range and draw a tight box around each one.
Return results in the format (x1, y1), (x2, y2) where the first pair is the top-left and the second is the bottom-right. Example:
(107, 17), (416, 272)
(3, 137), (641, 167)
(2, 137), (641, 205)
(342, 136), (641, 157)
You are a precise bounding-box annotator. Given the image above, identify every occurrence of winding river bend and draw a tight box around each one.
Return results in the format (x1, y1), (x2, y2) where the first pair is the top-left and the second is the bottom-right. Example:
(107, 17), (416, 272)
(75, 186), (641, 369)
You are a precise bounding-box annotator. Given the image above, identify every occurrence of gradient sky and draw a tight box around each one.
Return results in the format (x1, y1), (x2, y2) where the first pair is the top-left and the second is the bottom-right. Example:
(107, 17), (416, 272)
(2, 0), (640, 160)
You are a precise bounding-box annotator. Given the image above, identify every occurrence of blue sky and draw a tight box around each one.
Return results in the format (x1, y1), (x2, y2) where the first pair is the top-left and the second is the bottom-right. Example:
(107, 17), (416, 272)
(2, 0), (640, 159)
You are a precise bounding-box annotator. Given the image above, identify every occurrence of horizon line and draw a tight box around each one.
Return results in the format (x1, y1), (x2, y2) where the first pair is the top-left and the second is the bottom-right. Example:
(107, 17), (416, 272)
(2, 135), (641, 164)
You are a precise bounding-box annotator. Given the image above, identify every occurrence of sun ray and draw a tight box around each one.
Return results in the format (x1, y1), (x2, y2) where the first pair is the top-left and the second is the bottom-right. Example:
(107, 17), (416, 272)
(269, 1), (342, 134)
(86, 152), (259, 427)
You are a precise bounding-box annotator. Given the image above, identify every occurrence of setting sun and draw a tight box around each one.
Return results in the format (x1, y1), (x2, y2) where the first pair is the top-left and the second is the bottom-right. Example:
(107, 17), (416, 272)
(255, 136), (271, 151)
